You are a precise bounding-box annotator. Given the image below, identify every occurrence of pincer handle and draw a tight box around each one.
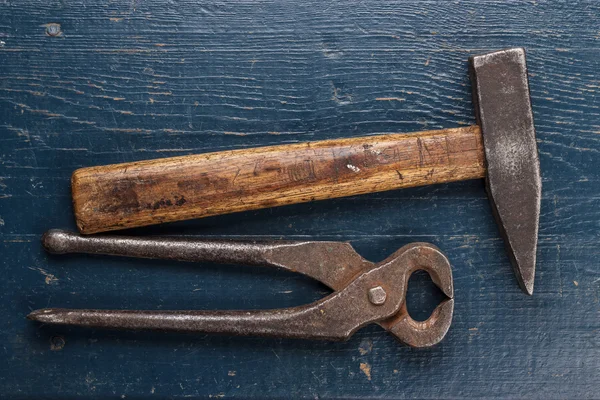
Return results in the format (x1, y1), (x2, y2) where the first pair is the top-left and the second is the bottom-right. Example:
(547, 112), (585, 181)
(41, 229), (371, 290)
(28, 256), (408, 342)
(42, 229), (290, 265)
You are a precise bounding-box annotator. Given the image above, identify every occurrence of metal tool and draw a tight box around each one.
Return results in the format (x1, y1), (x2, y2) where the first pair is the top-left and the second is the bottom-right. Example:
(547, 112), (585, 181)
(28, 229), (454, 347)
(69, 48), (540, 294)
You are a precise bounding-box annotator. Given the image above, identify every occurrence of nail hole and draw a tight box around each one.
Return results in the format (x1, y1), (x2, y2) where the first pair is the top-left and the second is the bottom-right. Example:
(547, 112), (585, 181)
(50, 335), (65, 351)
(45, 23), (62, 37)
(405, 270), (446, 321)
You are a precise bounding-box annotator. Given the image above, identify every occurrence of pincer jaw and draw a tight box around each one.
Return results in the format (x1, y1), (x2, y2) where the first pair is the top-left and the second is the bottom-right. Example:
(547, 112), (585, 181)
(391, 242), (454, 299)
(380, 298), (454, 348)
(379, 243), (455, 347)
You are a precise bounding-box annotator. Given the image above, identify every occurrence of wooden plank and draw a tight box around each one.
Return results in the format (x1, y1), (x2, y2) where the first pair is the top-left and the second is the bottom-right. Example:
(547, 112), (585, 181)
(0, 0), (599, 398)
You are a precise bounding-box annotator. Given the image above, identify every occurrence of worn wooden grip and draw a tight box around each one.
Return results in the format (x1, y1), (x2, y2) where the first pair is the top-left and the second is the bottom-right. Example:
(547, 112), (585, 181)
(72, 125), (485, 234)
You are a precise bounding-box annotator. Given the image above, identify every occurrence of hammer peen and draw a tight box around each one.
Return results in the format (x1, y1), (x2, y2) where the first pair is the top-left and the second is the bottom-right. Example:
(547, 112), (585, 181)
(70, 48), (541, 294)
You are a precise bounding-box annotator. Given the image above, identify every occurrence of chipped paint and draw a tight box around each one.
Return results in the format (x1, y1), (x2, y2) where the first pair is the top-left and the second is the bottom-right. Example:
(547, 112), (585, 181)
(28, 267), (58, 285)
(359, 362), (372, 380)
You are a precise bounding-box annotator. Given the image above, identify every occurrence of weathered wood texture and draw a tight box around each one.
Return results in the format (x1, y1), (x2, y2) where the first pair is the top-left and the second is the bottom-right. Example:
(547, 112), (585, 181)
(73, 126), (484, 233)
(1, 0), (599, 399)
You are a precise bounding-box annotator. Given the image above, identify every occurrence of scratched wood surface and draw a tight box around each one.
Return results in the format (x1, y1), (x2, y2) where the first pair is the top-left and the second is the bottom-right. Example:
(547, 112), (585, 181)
(1, 1), (599, 398)
(72, 126), (485, 233)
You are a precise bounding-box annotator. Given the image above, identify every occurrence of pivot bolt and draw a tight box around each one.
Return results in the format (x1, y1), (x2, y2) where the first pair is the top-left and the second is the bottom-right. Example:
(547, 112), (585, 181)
(368, 286), (387, 305)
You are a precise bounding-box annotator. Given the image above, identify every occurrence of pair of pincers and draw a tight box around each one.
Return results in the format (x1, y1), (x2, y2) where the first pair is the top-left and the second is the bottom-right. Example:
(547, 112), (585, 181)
(28, 230), (454, 347)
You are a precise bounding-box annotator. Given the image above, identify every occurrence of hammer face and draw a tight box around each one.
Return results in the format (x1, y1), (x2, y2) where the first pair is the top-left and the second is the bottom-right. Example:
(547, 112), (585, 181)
(469, 48), (541, 295)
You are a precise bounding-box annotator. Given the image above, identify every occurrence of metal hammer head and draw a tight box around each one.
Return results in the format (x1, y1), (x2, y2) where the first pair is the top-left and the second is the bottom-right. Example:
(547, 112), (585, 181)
(469, 48), (541, 295)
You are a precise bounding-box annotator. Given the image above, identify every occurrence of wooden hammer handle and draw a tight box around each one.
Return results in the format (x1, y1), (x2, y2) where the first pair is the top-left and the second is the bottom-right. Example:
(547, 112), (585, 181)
(72, 125), (485, 234)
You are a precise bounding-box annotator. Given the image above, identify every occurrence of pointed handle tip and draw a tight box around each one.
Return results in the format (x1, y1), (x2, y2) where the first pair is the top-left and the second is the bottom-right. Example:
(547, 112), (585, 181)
(27, 308), (67, 324)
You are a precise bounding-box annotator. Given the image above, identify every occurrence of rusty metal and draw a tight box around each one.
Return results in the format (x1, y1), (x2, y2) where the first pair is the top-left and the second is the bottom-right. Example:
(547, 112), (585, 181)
(30, 230), (454, 347)
(470, 48), (541, 295)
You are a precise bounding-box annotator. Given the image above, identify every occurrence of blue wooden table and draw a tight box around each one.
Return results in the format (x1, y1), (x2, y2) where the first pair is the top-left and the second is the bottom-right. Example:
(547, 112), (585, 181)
(1, 1), (599, 398)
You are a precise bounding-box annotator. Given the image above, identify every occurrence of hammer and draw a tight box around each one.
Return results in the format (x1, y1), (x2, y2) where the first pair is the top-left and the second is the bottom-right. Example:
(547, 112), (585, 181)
(70, 48), (541, 294)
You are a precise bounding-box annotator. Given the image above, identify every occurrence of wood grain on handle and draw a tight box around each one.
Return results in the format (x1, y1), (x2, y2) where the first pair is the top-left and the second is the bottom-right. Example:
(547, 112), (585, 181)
(72, 125), (486, 234)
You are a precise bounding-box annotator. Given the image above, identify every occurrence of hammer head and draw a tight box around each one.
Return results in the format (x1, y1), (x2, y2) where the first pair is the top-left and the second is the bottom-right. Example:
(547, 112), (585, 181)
(469, 48), (541, 295)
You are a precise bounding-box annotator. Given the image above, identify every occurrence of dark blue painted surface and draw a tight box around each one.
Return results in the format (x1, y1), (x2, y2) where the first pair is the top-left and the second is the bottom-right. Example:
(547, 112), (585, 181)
(1, 1), (599, 398)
